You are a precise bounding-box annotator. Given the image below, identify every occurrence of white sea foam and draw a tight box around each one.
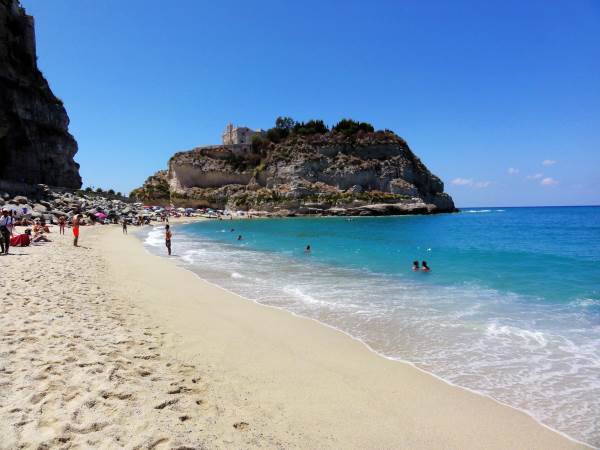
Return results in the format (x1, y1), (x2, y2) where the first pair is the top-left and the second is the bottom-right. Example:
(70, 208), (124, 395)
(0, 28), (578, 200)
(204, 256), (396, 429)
(144, 226), (164, 247)
(571, 298), (600, 308)
(485, 323), (548, 348)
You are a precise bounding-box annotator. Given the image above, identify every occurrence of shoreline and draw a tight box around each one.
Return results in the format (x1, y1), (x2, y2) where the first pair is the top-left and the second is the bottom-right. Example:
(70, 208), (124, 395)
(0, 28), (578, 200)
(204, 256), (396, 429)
(141, 222), (593, 448)
(118, 225), (584, 448)
(0, 223), (588, 448)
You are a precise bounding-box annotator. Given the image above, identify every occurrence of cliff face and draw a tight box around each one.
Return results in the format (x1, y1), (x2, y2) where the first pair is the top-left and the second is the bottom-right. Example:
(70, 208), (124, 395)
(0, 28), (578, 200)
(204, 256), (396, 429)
(133, 131), (456, 216)
(0, 0), (81, 189)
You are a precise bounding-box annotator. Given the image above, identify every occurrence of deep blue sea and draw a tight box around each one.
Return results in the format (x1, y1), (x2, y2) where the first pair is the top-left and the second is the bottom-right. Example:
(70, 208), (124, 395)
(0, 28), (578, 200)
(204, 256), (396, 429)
(143, 206), (600, 446)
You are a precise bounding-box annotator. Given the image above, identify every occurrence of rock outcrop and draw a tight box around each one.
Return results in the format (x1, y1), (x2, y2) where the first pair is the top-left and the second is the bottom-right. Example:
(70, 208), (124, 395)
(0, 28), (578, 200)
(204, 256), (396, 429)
(0, 0), (81, 189)
(133, 130), (456, 216)
(0, 185), (143, 223)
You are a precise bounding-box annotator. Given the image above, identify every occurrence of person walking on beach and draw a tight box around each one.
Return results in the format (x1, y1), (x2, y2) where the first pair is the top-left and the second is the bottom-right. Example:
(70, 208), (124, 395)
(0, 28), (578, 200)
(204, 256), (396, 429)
(0, 208), (15, 255)
(122, 220), (128, 235)
(72, 214), (81, 247)
(165, 224), (172, 255)
(58, 216), (66, 235)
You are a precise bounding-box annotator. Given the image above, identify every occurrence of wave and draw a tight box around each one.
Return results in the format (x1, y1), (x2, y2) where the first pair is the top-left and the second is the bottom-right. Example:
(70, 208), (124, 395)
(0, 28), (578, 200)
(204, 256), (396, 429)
(144, 227), (165, 247)
(570, 298), (600, 308)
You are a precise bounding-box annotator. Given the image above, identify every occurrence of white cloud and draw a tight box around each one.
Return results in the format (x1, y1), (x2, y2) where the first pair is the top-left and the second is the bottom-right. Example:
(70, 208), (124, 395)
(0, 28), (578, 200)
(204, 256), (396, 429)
(540, 177), (558, 186)
(451, 178), (473, 186)
(542, 159), (557, 166)
(507, 168), (519, 175)
(526, 173), (543, 180)
(451, 178), (491, 188)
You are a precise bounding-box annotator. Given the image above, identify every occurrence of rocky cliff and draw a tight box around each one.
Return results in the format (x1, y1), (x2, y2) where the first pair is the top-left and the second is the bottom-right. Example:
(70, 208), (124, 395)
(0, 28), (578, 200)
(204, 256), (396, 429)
(133, 130), (456, 216)
(0, 0), (81, 189)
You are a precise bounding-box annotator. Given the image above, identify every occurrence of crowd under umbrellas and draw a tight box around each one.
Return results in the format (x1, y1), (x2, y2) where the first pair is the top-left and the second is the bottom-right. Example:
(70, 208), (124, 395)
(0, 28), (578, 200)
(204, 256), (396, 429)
(0, 187), (208, 254)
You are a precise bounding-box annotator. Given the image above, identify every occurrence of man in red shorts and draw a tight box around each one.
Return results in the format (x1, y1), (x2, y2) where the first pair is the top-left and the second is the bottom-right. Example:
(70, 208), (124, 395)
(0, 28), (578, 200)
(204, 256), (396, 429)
(72, 214), (80, 247)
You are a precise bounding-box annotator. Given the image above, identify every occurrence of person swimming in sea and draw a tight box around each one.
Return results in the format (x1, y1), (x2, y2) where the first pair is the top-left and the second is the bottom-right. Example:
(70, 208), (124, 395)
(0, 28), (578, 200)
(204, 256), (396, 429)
(237, 235), (242, 241)
(421, 261), (430, 272)
(412, 261), (419, 271)
(305, 245), (311, 253)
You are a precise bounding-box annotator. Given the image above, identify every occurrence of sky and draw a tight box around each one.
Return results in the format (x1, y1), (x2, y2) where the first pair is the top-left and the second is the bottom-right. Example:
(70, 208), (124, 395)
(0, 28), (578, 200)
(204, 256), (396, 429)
(21, 0), (600, 207)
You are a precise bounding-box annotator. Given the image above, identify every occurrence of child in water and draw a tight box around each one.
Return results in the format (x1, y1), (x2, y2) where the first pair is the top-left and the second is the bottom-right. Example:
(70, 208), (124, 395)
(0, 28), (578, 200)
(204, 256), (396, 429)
(421, 261), (430, 272)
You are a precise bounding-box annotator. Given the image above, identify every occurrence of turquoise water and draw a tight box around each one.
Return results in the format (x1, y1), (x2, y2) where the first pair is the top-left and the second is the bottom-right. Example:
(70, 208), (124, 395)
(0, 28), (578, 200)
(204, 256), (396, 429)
(143, 206), (600, 445)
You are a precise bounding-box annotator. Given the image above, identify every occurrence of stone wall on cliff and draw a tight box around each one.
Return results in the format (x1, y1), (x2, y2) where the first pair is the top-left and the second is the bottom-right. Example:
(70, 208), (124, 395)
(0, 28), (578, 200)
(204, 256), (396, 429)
(0, 0), (81, 189)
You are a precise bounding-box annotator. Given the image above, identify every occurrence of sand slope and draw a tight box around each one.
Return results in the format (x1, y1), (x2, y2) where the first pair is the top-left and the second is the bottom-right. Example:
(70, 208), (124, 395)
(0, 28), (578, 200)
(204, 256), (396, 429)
(0, 227), (297, 449)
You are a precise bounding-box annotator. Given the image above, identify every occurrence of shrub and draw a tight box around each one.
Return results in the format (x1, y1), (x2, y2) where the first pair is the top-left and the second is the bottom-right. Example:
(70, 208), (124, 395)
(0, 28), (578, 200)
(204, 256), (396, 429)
(292, 119), (328, 135)
(266, 127), (287, 143)
(275, 116), (296, 132)
(251, 134), (269, 151)
(333, 119), (374, 135)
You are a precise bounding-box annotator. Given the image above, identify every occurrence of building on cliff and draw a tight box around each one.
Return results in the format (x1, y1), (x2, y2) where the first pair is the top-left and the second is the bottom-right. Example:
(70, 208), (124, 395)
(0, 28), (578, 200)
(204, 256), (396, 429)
(0, 0), (81, 190)
(221, 123), (264, 145)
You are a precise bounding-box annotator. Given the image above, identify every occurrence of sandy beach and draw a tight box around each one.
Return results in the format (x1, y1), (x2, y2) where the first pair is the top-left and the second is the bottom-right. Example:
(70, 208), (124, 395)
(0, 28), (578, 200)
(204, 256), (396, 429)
(0, 223), (585, 449)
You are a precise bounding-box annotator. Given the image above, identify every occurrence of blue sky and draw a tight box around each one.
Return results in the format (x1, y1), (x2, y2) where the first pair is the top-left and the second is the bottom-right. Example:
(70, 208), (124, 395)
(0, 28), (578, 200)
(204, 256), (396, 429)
(21, 0), (599, 206)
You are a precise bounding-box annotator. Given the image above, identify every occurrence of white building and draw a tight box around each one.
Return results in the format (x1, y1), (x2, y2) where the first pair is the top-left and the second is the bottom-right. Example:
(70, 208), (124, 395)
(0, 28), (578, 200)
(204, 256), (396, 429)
(222, 123), (261, 145)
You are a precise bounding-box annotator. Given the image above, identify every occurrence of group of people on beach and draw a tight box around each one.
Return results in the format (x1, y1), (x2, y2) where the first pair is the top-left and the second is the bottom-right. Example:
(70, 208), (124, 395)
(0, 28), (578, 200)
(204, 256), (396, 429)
(0, 207), (87, 254)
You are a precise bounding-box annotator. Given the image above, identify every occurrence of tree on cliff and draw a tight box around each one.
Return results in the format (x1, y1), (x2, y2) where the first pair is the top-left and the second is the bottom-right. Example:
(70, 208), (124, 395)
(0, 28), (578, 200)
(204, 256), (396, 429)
(267, 116), (296, 143)
(275, 116), (296, 132)
(333, 119), (374, 135)
(293, 119), (328, 135)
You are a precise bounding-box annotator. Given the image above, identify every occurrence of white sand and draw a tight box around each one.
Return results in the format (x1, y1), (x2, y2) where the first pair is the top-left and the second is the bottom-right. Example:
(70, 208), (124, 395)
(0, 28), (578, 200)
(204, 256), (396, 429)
(0, 223), (585, 448)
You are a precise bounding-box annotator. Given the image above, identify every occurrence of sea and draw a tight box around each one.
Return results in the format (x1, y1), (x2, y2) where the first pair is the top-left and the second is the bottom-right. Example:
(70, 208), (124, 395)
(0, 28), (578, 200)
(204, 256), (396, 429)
(142, 206), (600, 446)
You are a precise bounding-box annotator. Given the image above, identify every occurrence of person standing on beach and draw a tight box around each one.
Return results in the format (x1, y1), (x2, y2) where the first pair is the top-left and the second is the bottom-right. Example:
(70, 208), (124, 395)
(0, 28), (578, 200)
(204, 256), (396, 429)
(0, 208), (15, 255)
(72, 214), (80, 247)
(165, 224), (172, 255)
(58, 216), (66, 235)
(122, 220), (128, 235)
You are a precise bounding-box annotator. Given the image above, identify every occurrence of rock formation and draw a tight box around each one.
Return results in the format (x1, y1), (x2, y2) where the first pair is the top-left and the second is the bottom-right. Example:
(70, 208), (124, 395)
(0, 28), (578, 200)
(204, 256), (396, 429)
(133, 130), (457, 216)
(0, 0), (81, 190)
(0, 185), (143, 224)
